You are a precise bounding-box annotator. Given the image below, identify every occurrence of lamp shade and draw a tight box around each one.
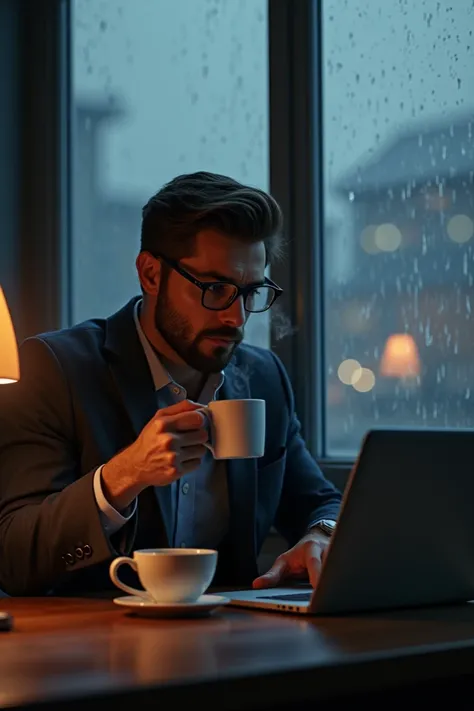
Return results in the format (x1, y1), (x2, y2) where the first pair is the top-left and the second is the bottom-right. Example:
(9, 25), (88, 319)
(380, 333), (420, 378)
(0, 287), (20, 384)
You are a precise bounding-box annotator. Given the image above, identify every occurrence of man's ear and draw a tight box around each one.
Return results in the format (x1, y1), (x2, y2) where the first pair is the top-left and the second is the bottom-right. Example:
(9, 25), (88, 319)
(136, 251), (162, 296)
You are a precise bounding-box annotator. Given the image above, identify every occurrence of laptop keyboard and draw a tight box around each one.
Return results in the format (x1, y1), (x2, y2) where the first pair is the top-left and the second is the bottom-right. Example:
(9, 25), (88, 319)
(257, 592), (312, 602)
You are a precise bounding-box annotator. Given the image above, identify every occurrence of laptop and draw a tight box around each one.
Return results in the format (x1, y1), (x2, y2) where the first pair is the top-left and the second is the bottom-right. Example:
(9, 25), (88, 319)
(222, 427), (474, 615)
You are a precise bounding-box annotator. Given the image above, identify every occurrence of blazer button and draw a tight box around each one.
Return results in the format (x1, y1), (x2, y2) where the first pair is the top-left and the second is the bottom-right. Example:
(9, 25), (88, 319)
(75, 547), (84, 560)
(83, 544), (92, 557)
(64, 553), (75, 566)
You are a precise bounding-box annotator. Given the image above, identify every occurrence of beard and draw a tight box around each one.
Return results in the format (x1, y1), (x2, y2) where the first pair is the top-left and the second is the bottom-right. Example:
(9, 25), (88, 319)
(154, 283), (243, 374)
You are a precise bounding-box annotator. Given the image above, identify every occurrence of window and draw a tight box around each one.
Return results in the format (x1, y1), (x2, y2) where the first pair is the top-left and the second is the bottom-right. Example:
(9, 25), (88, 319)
(322, 0), (474, 456)
(71, 0), (270, 347)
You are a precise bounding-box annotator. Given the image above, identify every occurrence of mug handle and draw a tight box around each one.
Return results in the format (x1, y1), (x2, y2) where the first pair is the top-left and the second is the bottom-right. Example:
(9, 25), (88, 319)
(198, 406), (216, 457)
(109, 556), (149, 599)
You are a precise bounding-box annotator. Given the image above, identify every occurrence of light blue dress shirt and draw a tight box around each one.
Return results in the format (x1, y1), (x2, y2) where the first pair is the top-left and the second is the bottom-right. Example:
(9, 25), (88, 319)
(93, 301), (230, 548)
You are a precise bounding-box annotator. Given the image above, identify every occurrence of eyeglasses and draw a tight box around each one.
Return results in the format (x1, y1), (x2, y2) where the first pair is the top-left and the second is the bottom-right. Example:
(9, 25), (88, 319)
(153, 253), (283, 313)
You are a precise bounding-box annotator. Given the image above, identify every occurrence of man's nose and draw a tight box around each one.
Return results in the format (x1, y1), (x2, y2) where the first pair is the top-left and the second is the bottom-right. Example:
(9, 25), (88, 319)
(220, 295), (246, 327)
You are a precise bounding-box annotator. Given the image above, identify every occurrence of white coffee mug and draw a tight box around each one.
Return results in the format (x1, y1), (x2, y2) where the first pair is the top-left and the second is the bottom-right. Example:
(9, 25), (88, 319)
(109, 548), (218, 603)
(199, 398), (265, 459)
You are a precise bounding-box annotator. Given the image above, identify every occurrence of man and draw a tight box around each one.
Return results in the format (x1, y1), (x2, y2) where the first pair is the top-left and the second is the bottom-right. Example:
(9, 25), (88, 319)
(0, 171), (341, 596)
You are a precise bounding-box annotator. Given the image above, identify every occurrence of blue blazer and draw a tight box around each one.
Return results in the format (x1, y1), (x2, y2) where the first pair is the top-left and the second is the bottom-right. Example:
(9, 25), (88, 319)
(0, 297), (341, 595)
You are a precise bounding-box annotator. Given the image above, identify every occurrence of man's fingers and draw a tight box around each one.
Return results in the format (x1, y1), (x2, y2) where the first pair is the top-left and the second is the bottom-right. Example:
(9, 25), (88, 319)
(179, 458), (203, 476)
(304, 542), (323, 589)
(165, 409), (207, 432)
(180, 444), (208, 463)
(157, 399), (201, 416)
(177, 429), (209, 447)
(252, 558), (288, 589)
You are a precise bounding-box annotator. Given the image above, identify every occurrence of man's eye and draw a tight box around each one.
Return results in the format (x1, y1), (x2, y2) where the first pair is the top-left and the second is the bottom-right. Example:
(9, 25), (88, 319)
(208, 283), (231, 296)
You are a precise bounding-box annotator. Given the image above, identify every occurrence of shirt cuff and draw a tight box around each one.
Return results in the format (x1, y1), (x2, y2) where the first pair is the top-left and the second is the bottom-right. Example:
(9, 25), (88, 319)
(93, 465), (137, 535)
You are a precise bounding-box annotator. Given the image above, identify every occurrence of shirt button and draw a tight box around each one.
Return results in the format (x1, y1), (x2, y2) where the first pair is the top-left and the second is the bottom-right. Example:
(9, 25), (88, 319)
(182, 482), (190, 495)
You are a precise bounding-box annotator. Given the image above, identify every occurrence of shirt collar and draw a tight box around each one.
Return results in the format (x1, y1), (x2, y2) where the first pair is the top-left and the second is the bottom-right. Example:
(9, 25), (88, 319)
(133, 299), (224, 396)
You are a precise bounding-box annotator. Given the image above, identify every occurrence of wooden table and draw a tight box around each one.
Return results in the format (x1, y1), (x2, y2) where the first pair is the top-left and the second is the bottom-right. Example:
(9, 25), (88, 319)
(0, 596), (473, 710)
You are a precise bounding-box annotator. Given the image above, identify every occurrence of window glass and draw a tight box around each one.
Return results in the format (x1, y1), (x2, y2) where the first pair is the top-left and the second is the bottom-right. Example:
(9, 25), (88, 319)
(71, 0), (269, 346)
(322, 0), (474, 455)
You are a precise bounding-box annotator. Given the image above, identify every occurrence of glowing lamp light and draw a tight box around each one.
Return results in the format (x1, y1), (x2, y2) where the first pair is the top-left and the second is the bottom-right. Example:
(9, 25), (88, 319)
(0, 287), (20, 384)
(380, 333), (420, 379)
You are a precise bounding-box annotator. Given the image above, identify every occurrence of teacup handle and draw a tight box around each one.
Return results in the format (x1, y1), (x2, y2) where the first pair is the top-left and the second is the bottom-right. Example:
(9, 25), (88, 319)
(198, 406), (216, 457)
(109, 556), (149, 599)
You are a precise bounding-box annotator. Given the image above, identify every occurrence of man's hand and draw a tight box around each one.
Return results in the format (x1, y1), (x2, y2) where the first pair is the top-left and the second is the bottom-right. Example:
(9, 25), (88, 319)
(252, 529), (331, 590)
(101, 399), (208, 511)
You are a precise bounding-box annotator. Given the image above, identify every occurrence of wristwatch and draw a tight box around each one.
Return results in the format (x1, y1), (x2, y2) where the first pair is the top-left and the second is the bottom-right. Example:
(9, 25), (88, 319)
(313, 519), (337, 537)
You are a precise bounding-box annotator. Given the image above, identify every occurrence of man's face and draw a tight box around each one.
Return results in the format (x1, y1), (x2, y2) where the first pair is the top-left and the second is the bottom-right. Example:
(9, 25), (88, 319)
(154, 229), (266, 373)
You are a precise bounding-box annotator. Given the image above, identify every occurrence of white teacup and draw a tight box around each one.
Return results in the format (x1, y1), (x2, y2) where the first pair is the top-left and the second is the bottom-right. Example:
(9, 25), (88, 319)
(200, 398), (265, 460)
(109, 548), (218, 603)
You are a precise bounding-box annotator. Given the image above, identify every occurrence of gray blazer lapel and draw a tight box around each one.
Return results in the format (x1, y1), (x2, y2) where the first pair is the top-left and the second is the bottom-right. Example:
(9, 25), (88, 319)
(103, 298), (157, 439)
(220, 358), (258, 575)
(103, 298), (173, 545)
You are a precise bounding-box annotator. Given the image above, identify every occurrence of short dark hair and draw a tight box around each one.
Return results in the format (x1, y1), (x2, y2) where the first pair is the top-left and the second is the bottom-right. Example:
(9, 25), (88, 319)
(140, 171), (284, 264)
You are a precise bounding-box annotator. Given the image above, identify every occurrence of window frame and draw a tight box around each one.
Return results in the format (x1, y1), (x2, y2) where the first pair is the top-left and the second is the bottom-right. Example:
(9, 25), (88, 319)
(269, 0), (351, 490)
(1, 0), (71, 342)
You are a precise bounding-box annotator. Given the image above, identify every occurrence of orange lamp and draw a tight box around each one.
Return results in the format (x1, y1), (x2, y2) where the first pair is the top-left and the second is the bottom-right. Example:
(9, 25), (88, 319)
(380, 333), (420, 378)
(0, 287), (20, 384)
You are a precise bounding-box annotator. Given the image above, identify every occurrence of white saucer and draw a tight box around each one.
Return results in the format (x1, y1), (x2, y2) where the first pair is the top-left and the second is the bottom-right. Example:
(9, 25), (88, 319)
(113, 594), (230, 618)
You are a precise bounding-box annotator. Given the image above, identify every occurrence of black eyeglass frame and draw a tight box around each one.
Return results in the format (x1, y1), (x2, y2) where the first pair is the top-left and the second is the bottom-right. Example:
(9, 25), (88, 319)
(152, 252), (283, 313)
